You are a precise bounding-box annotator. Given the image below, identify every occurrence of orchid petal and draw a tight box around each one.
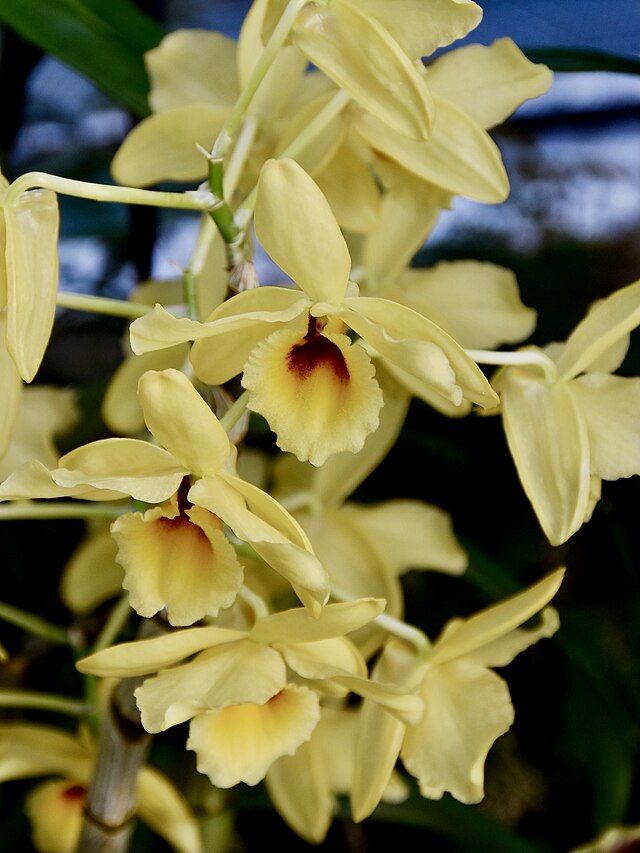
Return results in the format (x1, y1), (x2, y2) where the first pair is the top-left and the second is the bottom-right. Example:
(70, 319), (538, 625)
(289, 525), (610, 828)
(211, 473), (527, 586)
(60, 527), (123, 614)
(135, 641), (286, 732)
(76, 626), (245, 678)
(346, 0), (482, 60)
(146, 29), (239, 111)
(468, 606), (560, 668)
(55, 438), (186, 504)
(429, 567), (565, 667)
(26, 779), (86, 853)
(0, 459), (125, 503)
(5, 189), (59, 382)
(293, 2), (432, 140)
(111, 106), (228, 187)
(138, 766), (204, 853)
(568, 373), (640, 480)
(138, 369), (230, 477)
(0, 319), (22, 459)
(500, 368), (591, 545)
(112, 503), (243, 626)
(254, 159), (351, 303)
(402, 660), (514, 803)
(250, 598), (385, 645)
(241, 324), (383, 466)
(353, 98), (509, 203)
(426, 37), (552, 129)
(556, 278), (640, 380)
(187, 685), (320, 787)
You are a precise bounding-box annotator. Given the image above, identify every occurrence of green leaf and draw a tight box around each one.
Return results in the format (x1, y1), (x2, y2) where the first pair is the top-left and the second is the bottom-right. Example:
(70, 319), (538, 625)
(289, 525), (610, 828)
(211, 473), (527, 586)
(522, 46), (640, 75)
(0, 0), (166, 116)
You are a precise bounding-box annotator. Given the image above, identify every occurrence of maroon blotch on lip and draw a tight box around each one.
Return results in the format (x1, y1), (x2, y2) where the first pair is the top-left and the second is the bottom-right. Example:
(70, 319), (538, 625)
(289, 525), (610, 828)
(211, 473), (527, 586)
(287, 316), (350, 383)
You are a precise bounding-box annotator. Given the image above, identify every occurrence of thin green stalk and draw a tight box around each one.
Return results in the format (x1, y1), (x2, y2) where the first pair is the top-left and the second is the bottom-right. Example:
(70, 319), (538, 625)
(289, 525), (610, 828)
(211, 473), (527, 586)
(465, 348), (559, 383)
(219, 389), (250, 433)
(6, 172), (216, 212)
(57, 291), (150, 320)
(91, 595), (132, 655)
(0, 502), (130, 521)
(0, 689), (87, 717)
(0, 600), (69, 645)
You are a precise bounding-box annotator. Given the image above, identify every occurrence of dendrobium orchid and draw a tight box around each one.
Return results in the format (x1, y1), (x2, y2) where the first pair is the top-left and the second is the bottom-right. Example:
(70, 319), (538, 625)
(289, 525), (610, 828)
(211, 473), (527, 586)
(0, 368), (329, 618)
(350, 568), (564, 819)
(129, 159), (498, 465)
(493, 278), (640, 545)
(76, 598), (423, 788)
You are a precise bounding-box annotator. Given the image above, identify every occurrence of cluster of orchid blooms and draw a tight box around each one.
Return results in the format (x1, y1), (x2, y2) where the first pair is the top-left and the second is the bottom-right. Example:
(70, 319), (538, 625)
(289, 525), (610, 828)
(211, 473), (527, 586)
(1, 1), (639, 851)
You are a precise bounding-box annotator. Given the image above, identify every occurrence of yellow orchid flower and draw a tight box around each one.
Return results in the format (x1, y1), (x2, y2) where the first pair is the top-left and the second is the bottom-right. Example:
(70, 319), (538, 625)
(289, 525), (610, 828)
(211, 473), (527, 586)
(0, 721), (203, 853)
(570, 824), (640, 853)
(350, 568), (564, 820)
(0, 368), (329, 619)
(1, 170), (60, 384)
(76, 598), (423, 788)
(263, 0), (484, 141)
(494, 278), (640, 545)
(129, 159), (498, 465)
(111, 0), (308, 188)
(265, 703), (409, 843)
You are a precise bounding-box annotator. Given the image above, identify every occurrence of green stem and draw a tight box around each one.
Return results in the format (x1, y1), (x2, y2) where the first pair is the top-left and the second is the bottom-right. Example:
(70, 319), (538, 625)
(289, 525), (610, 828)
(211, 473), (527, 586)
(331, 587), (432, 656)
(219, 389), (250, 433)
(0, 501), (129, 521)
(91, 594), (132, 655)
(0, 689), (88, 717)
(182, 269), (199, 321)
(6, 172), (215, 212)
(465, 348), (559, 383)
(210, 0), (309, 163)
(0, 600), (69, 645)
(57, 291), (150, 320)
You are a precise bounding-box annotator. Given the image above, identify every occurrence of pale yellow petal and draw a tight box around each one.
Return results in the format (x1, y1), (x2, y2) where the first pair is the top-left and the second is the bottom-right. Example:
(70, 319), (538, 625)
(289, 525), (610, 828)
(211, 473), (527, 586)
(341, 500), (468, 576)
(111, 106), (227, 187)
(76, 625), (245, 678)
(250, 598), (385, 645)
(102, 344), (189, 436)
(281, 636), (367, 681)
(568, 373), (640, 480)
(274, 89), (347, 177)
(254, 159), (351, 304)
(313, 136), (381, 234)
(26, 779), (85, 853)
(468, 606), (560, 668)
(5, 189), (59, 382)
(426, 38), (552, 129)
(342, 297), (499, 408)
(391, 260), (536, 349)
(346, 0), (482, 60)
(138, 368), (230, 477)
(138, 766), (204, 853)
(55, 438), (186, 503)
(265, 737), (332, 844)
(112, 502), (243, 626)
(310, 362), (410, 508)
(556, 278), (640, 380)
(402, 659), (514, 803)
(293, 2), (432, 139)
(135, 640), (286, 732)
(429, 567), (565, 668)
(146, 29), (239, 111)
(351, 641), (411, 821)
(60, 528), (123, 614)
(242, 323), (383, 466)
(500, 369), (591, 545)
(0, 459), (125, 503)
(186, 684), (320, 787)
(0, 723), (91, 783)
(352, 98), (509, 203)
